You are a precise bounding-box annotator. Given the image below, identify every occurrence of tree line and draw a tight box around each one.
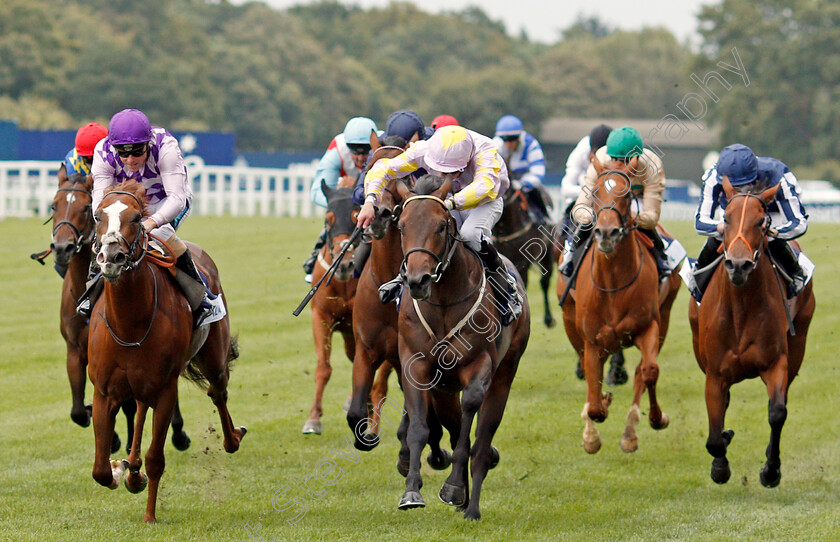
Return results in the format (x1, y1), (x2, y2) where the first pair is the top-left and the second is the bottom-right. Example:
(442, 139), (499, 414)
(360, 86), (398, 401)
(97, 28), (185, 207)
(0, 0), (836, 179)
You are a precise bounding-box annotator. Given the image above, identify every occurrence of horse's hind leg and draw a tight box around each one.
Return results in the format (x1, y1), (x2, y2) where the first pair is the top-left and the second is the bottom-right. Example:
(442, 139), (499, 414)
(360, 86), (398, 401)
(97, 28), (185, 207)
(760, 357), (789, 488)
(67, 344), (91, 427)
(143, 382), (177, 523)
(91, 391), (125, 490)
(117, 398), (136, 454)
(303, 314), (335, 435)
(426, 392), (458, 471)
(705, 375), (734, 484)
(539, 252), (556, 328)
(170, 398), (191, 451)
(196, 334), (246, 453)
(369, 359), (391, 439)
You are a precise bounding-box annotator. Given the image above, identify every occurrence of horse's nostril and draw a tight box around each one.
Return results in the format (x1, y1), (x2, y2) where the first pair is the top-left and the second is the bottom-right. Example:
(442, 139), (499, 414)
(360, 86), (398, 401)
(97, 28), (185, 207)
(113, 253), (126, 265)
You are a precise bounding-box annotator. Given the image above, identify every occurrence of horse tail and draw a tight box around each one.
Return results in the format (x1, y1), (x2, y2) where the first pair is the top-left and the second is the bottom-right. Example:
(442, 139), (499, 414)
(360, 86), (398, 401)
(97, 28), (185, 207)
(227, 334), (240, 368)
(181, 335), (240, 390)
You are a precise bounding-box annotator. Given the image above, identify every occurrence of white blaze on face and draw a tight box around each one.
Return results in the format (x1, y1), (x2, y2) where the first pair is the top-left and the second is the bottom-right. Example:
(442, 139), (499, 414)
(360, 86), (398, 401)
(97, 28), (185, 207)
(101, 201), (128, 246)
(65, 192), (76, 203)
(605, 179), (617, 194)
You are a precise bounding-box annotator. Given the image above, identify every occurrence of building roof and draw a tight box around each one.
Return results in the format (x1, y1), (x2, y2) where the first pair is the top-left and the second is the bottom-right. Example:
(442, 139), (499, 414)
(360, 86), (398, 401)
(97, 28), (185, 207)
(540, 117), (721, 148)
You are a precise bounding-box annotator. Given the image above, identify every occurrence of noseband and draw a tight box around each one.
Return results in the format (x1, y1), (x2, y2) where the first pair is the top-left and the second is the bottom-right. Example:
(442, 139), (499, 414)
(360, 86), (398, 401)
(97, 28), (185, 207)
(52, 186), (95, 253)
(399, 195), (461, 283)
(594, 169), (637, 241)
(723, 193), (770, 263)
(94, 190), (149, 272)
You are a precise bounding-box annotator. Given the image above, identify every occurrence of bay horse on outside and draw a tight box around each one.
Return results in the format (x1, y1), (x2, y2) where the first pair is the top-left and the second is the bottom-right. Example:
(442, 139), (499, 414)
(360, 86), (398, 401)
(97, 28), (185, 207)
(346, 135), (456, 475)
(558, 159), (680, 454)
(87, 181), (245, 523)
(37, 171), (189, 453)
(493, 186), (556, 328)
(689, 176), (814, 486)
(302, 178), (362, 435)
(394, 175), (530, 520)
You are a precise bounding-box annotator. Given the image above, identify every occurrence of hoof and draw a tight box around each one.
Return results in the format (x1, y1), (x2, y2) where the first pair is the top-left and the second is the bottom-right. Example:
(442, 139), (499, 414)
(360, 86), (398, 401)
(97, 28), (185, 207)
(398, 490), (425, 510)
(650, 413), (670, 430)
(439, 482), (466, 507)
(759, 464), (781, 488)
(710, 456), (731, 484)
(108, 459), (129, 490)
(71, 405), (92, 428)
(125, 470), (148, 494)
(582, 438), (601, 454)
(110, 432), (122, 455)
(544, 315), (556, 329)
(488, 446), (500, 470)
(302, 419), (322, 435)
(464, 506), (481, 521)
(172, 430), (191, 451)
(396, 458), (409, 478)
(426, 449), (452, 471)
(353, 437), (379, 452)
(574, 359), (585, 380)
(620, 435), (639, 453)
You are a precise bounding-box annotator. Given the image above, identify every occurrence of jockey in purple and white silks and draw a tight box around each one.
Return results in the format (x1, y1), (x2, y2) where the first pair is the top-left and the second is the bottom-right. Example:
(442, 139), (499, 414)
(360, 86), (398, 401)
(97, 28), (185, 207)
(358, 125), (523, 326)
(79, 108), (220, 328)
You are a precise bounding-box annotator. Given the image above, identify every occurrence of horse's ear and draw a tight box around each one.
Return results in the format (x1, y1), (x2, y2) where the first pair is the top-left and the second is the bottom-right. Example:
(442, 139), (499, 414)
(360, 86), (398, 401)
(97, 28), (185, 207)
(435, 177), (453, 200)
(396, 179), (411, 200)
(722, 174), (736, 199)
(321, 179), (332, 201)
(84, 174), (94, 192)
(592, 154), (605, 176)
(369, 129), (380, 150)
(57, 164), (68, 186)
(760, 183), (780, 205)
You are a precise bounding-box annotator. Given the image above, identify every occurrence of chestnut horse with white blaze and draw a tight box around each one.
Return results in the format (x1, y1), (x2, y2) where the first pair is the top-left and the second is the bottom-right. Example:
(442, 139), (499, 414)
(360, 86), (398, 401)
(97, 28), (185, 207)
(87, 181), (245, 523)
(689, 176), (814, 487)
(558, 159), (680, 454)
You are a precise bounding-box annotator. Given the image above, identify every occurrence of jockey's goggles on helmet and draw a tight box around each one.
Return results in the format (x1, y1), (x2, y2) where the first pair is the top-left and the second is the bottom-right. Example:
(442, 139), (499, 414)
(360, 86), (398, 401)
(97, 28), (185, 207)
(347, 143), (371, 155)
(115, 143), (148, 158)
(500, 135), (519, 143)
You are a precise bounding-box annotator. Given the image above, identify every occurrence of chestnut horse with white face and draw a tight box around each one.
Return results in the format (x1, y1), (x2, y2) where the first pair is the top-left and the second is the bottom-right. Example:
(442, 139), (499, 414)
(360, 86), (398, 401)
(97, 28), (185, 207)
(689, 176), (815, 487)
(87, 181), (245, 523)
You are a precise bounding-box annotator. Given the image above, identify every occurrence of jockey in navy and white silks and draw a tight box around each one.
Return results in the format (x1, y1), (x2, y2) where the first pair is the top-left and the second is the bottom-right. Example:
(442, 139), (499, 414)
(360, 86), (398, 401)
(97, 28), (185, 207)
(492, 115), (551, 224)
(690, 143), (810, 300)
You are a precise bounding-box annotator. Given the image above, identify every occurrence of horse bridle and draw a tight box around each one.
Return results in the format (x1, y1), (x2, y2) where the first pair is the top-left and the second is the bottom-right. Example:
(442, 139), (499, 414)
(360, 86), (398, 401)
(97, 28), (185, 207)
(723, 192), (771, 263)
(399, 195), (461, 284)
(51, 186), (95, 254)
(593, 169), (637, 241)
(94, 190), (149, 272)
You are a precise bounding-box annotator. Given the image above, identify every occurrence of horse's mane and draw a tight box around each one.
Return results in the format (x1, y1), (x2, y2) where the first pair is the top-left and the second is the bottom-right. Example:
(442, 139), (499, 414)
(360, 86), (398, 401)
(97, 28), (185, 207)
(66, 172), (88, 186)
(104, 181), (148, 216)
(413, 174), (446, 196)
(380, 135), (407, 148)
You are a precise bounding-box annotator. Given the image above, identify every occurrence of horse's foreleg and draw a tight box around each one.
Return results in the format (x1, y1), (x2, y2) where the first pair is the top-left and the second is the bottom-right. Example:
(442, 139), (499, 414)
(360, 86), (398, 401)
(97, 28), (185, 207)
(304, 313), (334, 435)
(539, 255), (556, 328)
(347, 343), (378, 451)
(441, 358), (492, 510)
(760, 357), (789, 488)
(67, 344), (90, 427)
(705, 375), (734, 484)
(369, 360), (392, 439)
(634, 323), (668, 430)
(125, 401), (149, 494)
(398, 376), (430, 510)
(90, 391), (123, 489)
(143, 383), (176, 523)
(118, 398), (136, 455)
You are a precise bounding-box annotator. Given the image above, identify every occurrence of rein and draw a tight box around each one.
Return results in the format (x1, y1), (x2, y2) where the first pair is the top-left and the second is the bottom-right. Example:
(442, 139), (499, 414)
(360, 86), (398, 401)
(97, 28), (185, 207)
(724, 193), (769, 262)
(589, 233), (645, 293)
(400, 195), (461, 284)
(101, 262), (159, 348)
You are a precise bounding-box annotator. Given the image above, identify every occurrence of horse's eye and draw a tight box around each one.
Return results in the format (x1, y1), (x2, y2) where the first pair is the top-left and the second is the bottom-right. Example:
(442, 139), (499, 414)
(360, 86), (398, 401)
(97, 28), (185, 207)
(437, 222), (446, 233)
(50, 203), (56, 212)
(132, 215), (141, 223)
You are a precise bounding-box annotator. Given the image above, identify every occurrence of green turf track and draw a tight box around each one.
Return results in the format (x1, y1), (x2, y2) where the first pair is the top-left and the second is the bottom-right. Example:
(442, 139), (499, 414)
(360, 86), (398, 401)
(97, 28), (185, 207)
(1, 216), (838, 541)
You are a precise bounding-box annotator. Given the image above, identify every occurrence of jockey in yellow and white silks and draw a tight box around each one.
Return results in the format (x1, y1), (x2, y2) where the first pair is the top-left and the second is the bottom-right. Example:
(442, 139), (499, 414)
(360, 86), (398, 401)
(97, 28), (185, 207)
(357, 125), (522, 326)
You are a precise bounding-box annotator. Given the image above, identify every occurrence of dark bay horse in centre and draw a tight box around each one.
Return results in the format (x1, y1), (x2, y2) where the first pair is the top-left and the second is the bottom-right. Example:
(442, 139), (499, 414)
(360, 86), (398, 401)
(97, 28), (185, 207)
(394, 175), (530, 520)
(493, 186), (556, 328)
(87, 181), (245, 523)
(689, 176), (815, 486)
(558, 159), (680, 454)
(39, 170), (189, 453)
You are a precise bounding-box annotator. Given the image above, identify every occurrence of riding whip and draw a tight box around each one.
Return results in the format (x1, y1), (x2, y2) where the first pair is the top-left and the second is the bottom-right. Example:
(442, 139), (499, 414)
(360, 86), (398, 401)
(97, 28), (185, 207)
(293, 226), (362, 317)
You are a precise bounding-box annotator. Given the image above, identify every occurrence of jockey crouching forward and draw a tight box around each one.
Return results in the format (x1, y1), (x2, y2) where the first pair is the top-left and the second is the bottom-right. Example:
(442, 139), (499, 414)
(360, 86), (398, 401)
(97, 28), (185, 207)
(690, 143), (810, 301)
(76, 108), (221, 328)
(560, 126), (671, 281)
(356, 125), (523, 326)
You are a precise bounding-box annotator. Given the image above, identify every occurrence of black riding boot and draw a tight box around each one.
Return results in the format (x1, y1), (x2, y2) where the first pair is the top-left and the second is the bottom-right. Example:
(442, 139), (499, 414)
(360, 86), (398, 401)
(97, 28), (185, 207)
(691, 237), (723, 301)
(478, 240), (522, 326)
(353, 239), (371, 279)
(639, 228), (670, 280)
(525, 186), (552, 226)
(303, 227), (328, 277)
(76, 262), (103, 317)
(768, 238), (807, 297)
(175, 249), (212, 328)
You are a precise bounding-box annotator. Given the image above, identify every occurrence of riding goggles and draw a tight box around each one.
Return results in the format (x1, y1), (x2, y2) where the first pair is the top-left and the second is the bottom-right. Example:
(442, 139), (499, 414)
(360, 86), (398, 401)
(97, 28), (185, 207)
(347, 144), (371, 156)
(115, 143), (148, 158)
